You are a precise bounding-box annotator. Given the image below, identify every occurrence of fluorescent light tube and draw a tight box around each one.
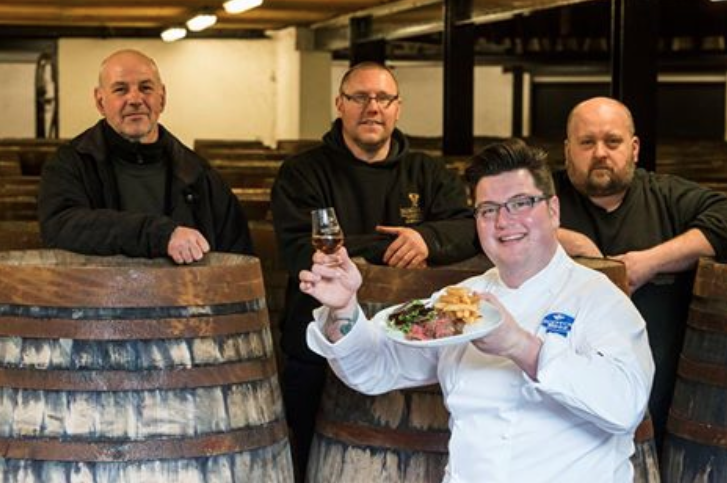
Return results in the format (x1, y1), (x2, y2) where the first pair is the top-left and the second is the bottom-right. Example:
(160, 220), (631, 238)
(161, 27), (187, 42)
(186, 13), (218, 32)
(224, 0), (263, 14)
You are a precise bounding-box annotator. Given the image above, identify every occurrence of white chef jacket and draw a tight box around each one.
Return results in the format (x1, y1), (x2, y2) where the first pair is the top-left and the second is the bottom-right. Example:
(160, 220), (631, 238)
(307, 246), (655, 483)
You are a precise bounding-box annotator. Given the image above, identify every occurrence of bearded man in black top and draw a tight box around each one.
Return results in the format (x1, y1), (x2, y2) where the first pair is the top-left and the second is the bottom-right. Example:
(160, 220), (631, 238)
(555, 96), (727, 454)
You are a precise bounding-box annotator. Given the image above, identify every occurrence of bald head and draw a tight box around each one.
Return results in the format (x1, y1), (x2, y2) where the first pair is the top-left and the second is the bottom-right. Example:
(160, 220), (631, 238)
(98, 49), (162, 88)
(566, 97), (636, 139)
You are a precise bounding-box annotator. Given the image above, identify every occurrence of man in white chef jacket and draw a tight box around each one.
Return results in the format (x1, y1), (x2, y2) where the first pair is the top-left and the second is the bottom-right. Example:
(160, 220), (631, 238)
(300, 138), (655, 483)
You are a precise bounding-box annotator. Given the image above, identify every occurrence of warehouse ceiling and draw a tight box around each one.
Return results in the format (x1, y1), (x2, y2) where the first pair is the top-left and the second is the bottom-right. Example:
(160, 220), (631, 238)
(1, 0), (726, 61)
(0, 0), (596, 41)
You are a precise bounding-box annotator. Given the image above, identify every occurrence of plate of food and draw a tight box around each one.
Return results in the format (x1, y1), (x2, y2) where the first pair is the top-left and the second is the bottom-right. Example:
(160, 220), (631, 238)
(382, 286), (502, 347)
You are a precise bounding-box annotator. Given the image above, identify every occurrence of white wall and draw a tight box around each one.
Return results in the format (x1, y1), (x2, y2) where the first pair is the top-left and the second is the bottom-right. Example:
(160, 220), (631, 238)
(298, 51), (332, 139)
(330, 60), (513, 138)
(0, 63), (36, 137)
(395, 62), (444, 136)
(58, 38), (277, 147)
(273, 29), (300, 142)
(474, 66), (513, 138)
(272, 28), (332, 142)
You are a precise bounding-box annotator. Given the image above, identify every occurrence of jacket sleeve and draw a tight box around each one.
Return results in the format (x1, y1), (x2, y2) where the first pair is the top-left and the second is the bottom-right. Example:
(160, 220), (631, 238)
(529, 279), (654, 434)
(659, 174), (727, 262)
(38, 145), (177, 257)
(414, 160), (480, 265)
(306, 304), (440, 395)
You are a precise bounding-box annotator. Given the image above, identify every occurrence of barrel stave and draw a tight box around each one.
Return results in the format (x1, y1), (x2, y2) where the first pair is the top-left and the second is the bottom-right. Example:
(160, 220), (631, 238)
(97, 391), (136, 439)
(0, 337), (21, 365)
(2, 332), (274, 371)
(228, 379), (284, 428)
(308, 441), (446, 483)
(14, 390), (45, 436)
(662, 438), (727, 483)
(409, 391), (450, 431)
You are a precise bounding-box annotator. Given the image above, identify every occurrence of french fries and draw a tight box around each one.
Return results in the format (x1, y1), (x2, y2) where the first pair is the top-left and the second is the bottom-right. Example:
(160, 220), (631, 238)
(433, 286), (481, 324)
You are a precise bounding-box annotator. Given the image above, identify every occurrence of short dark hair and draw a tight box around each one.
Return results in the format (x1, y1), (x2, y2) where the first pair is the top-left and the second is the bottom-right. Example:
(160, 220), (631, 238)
(338, 61), (399, 94)
(464, 138), (554, 196)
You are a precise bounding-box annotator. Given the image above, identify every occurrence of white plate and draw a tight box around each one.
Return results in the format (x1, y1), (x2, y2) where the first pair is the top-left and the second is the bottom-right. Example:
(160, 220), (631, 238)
(381, 300), (503, 347)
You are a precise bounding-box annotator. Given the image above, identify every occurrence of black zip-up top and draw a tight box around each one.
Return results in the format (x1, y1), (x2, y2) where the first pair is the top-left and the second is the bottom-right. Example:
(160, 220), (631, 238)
(38, 120), (253, 257)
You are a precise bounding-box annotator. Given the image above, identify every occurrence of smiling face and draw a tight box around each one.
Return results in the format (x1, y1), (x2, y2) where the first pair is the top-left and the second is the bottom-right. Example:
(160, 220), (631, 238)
(474, 169), (560, 287)
(564, 97), (639, 201)
(335, 65), (400, 162)
(94, 50), (166, 144)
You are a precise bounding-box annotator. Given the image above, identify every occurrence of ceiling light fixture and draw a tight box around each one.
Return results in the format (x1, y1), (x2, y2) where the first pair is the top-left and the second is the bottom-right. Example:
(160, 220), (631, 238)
(223, 0), (263, 14)
(161, 27), (187, 42)
(186, 13), (218, 32)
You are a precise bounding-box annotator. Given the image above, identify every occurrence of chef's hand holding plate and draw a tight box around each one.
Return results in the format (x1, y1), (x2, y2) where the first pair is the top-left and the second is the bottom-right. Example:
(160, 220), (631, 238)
(470, 292), (543, 380)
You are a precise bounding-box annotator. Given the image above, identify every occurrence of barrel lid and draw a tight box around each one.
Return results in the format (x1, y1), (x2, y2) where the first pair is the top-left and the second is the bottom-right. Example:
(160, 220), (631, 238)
(0, 249), (264, 306)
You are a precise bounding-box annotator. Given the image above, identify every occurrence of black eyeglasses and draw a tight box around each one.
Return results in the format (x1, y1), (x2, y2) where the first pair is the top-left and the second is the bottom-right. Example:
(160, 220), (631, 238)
(473, 195), (550, 221)
(341, 92), (399, 108)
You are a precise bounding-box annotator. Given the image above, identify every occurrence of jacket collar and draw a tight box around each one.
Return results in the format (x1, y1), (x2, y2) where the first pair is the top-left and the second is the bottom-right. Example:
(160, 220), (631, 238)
(72, 120), (204, 185)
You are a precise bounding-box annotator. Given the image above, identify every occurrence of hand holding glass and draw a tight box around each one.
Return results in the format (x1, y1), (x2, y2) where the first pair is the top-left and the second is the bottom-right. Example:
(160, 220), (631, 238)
(311, 208), (344, 255)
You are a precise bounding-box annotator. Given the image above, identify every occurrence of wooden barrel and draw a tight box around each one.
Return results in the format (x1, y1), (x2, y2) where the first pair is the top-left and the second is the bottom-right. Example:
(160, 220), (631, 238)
(662, 257), (727, 483)
(307, 256), (659, 483)
(0, 250), (293, 482)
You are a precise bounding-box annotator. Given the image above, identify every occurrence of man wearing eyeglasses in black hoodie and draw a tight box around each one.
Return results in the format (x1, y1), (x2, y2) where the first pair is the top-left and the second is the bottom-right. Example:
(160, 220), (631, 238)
(271, 61), (479, 480)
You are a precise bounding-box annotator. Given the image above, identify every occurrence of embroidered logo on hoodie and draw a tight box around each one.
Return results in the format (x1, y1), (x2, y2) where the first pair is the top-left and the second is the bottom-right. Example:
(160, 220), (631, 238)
(541, 312), (575, 337)
(400, 192), (423, 224)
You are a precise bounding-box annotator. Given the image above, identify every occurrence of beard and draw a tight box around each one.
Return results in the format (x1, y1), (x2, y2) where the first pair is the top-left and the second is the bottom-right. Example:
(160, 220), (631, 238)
(570, 161), (636, 198)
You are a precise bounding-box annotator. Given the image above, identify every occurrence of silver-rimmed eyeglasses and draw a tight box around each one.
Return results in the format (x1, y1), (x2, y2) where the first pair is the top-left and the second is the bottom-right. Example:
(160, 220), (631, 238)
(341, 92), (399, 108)
(473, 195), (550, 221)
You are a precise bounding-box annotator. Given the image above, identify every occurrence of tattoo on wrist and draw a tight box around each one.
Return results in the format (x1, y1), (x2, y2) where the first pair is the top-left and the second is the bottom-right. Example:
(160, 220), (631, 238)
(339, 321), (354, 335)
(332, 306), (359, 336)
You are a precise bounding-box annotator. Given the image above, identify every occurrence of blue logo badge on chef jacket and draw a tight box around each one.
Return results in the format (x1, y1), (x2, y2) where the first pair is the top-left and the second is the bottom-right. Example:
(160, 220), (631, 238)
(541, 312), (575, 337)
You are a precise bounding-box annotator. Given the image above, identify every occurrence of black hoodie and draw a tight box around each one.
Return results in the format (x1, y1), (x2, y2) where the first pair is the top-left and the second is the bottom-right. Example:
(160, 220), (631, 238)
(271, 119), (479, 362)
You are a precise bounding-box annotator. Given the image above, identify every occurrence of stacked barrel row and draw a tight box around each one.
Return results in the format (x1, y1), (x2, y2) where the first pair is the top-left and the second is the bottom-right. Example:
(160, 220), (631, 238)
(3, 137), (727, 227)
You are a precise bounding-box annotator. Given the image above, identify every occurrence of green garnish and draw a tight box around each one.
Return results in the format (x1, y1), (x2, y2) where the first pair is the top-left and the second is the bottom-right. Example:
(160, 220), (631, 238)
(387, 300), (436, 334)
